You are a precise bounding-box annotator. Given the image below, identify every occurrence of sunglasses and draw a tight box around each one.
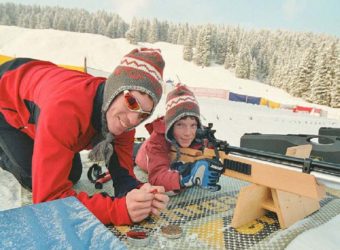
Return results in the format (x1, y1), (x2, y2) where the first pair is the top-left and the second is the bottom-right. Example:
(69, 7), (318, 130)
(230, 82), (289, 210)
(123, 90), (152, 120)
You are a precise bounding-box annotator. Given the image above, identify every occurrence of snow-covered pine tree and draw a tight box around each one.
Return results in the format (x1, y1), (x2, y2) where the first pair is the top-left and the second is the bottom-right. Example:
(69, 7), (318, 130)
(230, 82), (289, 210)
(194, 27), (204, 66)
(202, 25), (213, 67)
(86, 16), (97, 34)
(0, 3), (15, 25)
(176, 24), (186, 45)
(215, 29), (228, 65)
(310, 42), (333, 105)
(125, 18), (138, 44)
(38, 12), (51, 29)
(183, 30), (194, 61)
(159, 21), (169, 42)
(235, 44), (251, 79)
(77, 15), (87, 33)
(105, 20), (115, 38)
(290, 44), (316, 99)
(116, 18), (128, 38)
(224, 49), (235, 69)
(330, 42), (340, 108)
(52, 11), (67, 31)
(134, 18), (146, 42)
(97, 18), (107, 36)
(224, 29), (237, 69)
(147, 18), (159, 43)
(249, 57), (258, 80)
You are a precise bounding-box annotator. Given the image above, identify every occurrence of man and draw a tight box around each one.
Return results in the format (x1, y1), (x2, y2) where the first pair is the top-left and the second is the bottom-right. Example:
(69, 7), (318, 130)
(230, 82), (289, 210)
(0, 48), (169, 225)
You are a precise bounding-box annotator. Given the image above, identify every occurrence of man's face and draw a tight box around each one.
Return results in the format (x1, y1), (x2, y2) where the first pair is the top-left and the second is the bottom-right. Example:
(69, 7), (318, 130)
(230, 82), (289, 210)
(173, 116), (198, 148)
(106, 90), (154, 136)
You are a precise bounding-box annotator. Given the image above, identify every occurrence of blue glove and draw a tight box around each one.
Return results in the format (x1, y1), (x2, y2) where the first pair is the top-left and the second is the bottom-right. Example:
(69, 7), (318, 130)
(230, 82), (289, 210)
(179, 159), (223, 191)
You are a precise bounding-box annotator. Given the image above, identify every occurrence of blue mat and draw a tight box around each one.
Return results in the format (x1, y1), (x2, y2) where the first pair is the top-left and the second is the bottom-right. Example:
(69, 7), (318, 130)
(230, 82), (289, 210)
(0, 197), (126, 249)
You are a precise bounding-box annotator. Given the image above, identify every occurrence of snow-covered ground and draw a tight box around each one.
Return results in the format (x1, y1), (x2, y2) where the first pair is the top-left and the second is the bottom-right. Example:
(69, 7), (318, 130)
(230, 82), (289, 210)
(0, 25), (340, 208)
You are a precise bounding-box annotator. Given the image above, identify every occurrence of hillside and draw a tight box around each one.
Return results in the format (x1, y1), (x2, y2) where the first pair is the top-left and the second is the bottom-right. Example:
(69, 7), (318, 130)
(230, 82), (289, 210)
(1, 25), (339, 114)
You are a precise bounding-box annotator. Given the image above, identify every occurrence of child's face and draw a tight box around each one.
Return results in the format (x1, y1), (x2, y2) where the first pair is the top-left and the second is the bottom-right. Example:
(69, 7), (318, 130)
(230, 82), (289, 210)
(173, 117), (198, 148)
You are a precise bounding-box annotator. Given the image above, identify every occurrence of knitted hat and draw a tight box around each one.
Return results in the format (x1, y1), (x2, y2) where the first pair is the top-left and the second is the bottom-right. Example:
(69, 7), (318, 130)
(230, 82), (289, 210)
(103, 47), (165, 113)
(89, 48), (165, 164)
(165, 84), (201, 143)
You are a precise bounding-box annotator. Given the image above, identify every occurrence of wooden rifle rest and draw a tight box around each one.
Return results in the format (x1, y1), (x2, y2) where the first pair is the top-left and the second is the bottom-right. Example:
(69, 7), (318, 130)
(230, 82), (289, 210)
(170, 144), (325, 229)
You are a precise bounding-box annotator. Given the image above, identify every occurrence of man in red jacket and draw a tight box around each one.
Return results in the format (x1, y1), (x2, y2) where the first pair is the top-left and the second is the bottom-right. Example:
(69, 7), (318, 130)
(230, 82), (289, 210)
(0, 48), (169, 225)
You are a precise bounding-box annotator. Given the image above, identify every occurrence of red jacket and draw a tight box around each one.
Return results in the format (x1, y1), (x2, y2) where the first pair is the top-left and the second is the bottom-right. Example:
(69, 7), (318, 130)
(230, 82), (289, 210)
(0, 59), (136, 225)
(136, 117), (182, 191)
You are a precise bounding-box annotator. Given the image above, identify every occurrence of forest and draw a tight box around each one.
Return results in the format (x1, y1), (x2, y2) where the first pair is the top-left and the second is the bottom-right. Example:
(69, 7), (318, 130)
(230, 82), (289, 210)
(0, 2), (339, 107)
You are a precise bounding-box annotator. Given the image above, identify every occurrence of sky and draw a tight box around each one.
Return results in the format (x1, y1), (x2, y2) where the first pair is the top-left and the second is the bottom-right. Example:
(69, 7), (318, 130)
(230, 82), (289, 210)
(0, 0), (339, 36)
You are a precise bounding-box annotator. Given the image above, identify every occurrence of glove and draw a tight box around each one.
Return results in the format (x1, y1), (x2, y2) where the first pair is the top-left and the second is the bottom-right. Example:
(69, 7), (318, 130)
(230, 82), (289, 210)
(179, 159), (223, 192)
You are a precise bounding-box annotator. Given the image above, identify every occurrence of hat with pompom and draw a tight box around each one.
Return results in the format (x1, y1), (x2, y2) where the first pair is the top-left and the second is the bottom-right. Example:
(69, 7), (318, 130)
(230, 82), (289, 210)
(89, 48), (165, 164)
(164, 84), (201, 142)
(103, 47), (165, 113)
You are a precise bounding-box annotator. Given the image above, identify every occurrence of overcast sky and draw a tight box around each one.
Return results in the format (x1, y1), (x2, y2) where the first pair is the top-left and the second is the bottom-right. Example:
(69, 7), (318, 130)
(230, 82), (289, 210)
(1, 0), (339, 36)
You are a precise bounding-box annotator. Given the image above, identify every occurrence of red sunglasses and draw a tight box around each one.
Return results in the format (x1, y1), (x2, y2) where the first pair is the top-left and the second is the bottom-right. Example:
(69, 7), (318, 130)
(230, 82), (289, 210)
(123, 90), (152, 119)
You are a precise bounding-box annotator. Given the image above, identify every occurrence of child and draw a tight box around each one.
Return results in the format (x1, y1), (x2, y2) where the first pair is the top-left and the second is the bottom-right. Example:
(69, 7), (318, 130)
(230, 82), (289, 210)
(136, 84), (222, 194)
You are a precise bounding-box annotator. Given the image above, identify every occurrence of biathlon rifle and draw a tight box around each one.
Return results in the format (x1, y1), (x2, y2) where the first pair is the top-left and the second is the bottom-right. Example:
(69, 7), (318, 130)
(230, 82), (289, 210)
(202, 123), (340, 176)
(192, 123), (340, 177)
(170, 123), (340, 229)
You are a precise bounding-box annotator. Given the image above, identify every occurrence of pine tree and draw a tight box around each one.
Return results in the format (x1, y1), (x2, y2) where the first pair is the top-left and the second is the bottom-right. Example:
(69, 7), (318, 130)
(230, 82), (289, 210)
(159, 21), (169, 42)
(215, 30), (228, 65)
(224, 49), (235, 69)
(116, 19), (128, 38)
(194, 25), (212, 67)
(183, 30), (193, 61)
(310, 43), (333, 105)
(147, 18), (159, 43)
(176, 24), (186, 45)
(194, 28), (205, 66)
(290, 44), (316, 98)
(125, 26), (137, 45)
(330, 43), (340, 107)
(249, 58), (258, 80)
(105, 20), (115, 38)
(224, 30), (237, 69)
(235, 45), (251, 79)
(139, 19), (148, 42)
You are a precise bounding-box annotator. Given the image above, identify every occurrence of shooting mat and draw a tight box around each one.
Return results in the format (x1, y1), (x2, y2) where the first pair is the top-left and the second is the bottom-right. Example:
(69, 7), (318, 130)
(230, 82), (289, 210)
(17, 163), (340, 250)
(108, 167), (340, 250)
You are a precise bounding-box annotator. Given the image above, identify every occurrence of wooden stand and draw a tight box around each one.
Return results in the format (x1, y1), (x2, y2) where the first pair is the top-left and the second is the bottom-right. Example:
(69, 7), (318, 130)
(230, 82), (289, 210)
(231, 183), (322, 228)
(170, 144), (326, 229)
(231, 144), (324, 229)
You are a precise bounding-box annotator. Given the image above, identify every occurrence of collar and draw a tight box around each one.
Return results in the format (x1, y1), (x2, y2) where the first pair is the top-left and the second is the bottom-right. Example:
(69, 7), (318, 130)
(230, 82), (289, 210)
(91, 82), (105, 133)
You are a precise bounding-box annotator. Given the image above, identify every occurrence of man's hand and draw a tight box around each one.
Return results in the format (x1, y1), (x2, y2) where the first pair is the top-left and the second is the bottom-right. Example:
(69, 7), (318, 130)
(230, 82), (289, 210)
(126, 183), (169, 223)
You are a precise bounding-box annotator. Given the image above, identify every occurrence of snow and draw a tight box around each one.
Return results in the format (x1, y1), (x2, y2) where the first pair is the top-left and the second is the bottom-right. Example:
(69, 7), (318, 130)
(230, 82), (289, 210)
(0, 25), (340, 244)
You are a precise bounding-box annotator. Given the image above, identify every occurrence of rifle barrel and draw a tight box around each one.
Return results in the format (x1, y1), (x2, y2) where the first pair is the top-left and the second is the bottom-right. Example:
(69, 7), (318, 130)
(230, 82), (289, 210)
(225, 146), (340, 177)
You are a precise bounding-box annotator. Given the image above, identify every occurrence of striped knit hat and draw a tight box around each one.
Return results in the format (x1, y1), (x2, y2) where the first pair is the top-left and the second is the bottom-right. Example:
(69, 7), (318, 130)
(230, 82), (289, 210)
(165, 84), (201, 143)
(103, 47), (165, 113)
(89, 48), (165, 164)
